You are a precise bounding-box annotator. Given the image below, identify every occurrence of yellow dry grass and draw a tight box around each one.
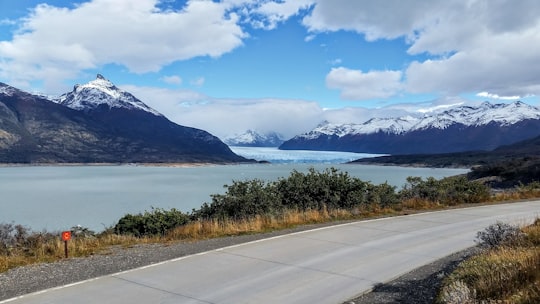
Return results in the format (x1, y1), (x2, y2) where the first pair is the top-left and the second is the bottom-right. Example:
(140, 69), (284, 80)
(439, 219), (540, 304)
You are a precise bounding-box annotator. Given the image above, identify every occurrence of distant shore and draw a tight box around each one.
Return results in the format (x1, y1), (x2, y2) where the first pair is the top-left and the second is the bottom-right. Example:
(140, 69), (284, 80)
(0, 162), (230, 168)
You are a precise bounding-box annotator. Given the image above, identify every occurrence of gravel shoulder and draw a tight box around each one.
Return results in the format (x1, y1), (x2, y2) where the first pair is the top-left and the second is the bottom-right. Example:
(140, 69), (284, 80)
(346, 247), (479, 304)
(1, 223), (477, 303)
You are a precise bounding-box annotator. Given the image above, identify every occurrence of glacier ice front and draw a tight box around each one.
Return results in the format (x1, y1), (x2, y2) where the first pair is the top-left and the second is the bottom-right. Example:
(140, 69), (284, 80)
(229, 146), (384, 164)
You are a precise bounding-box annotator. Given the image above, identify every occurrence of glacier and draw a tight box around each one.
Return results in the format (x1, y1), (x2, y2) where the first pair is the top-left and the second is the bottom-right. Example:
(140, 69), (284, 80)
(230, 146), (384, 164)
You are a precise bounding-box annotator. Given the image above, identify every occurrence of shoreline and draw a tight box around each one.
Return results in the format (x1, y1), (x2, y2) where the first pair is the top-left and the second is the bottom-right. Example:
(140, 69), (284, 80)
(0, 160), (470, 169)
(0, 162), (238, 168)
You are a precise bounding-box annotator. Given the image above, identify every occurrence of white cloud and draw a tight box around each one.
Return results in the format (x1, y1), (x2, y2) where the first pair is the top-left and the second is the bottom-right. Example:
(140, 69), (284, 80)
(304, 0), (540, 99)
(325, 67), (403, 100)
(161, 75), (182, 85)
(190, 77), (205, 87)
(122, 84), (323, 139)
(304, 34), (316, 42)
(328, 58), (342, 65)
(0, 0), (246, 92)
(251, 0), (313, 29)
(302, 0), (438, 41)
(476, 92), (521, 100)
(123, 84), (480, 138)
(234, 0), (314, 30)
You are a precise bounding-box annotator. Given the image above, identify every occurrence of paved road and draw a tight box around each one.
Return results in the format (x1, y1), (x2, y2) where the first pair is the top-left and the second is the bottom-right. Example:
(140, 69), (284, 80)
(2, 201), (539, 304)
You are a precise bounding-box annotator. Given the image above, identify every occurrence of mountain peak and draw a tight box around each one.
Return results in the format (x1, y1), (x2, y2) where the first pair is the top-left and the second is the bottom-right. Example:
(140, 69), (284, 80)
(280, 101), (540, 154)
(57, 75), (162, 116)
(224, 129), (285, 147)
(294, 101), (540, 139)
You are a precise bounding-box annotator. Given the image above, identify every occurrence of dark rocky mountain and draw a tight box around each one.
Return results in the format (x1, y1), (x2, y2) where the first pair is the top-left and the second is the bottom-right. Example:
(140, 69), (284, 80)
(280, 101), (540, 155)
(0, 76), (248, 164)
(223, 130), (285, 147)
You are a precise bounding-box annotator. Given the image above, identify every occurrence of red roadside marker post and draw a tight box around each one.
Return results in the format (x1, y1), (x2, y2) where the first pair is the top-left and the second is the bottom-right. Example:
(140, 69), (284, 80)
(61, 231), (71, 258)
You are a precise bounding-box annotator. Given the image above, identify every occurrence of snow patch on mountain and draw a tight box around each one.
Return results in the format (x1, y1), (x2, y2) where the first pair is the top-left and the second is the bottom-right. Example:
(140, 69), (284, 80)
(55, 74), (162, 116)
(298, 101), (540, 139)
(0, 84), (18, 97)
(224, 130), (285, 147)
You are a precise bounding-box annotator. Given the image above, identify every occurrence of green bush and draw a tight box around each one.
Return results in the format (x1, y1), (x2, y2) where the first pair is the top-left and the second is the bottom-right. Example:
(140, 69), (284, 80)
(275, 168), (376, 211)
(193, 167), (398, 220)
(114, 207), (190, 236)
(194, 179), (282, 220)
(399, 176), (489, 205)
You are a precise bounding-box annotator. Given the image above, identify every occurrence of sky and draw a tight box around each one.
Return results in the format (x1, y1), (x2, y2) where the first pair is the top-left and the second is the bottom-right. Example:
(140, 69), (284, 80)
(1, 0), (540, 139)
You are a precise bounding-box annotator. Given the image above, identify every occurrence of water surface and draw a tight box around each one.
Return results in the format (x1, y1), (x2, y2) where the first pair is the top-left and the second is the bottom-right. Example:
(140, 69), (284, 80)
(0, 163), (467, 232)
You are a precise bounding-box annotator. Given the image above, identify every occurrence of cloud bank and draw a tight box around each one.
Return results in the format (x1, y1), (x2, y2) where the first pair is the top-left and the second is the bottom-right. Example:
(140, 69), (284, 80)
(0, 0), (246, 90)
(305, 0), (540, 100)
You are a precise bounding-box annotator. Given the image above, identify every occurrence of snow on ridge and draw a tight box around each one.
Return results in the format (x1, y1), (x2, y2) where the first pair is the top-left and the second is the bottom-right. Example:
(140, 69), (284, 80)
(225, 129), (284, 146)
(298, 101), (540, 139)
(0, 84), (17, 96)
(58, 74), (162, 116)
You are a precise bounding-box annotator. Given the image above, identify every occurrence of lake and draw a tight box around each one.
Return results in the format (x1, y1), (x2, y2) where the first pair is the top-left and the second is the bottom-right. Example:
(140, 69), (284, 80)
(0, 157), (468, 232)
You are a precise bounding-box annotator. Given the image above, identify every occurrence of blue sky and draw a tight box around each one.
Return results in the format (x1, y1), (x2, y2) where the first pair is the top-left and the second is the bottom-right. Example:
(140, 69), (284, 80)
(1, 0), (540, 138)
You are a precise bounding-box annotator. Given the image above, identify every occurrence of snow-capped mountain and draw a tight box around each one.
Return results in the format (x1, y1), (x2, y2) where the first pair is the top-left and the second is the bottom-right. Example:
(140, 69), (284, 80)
(0, 78), (247, 164)
(224, 130), (285, 147)
(301, 101), (540, 138)
(280, 101), (540, 155)
(55, 74), (162, 116)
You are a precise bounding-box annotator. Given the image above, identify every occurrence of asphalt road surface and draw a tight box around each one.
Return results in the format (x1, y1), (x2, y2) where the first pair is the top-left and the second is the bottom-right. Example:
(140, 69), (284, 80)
(2, 201), (539, 304)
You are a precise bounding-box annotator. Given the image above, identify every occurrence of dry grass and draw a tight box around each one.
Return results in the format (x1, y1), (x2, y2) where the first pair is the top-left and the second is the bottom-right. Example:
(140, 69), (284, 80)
(400, 198), (443, 210)
(492, 186), (540, 202)
(0, 233), (156, 273)
(0, 207), (392, 273)
(439, 219), (540, 304)
(167, 208), (360, 240)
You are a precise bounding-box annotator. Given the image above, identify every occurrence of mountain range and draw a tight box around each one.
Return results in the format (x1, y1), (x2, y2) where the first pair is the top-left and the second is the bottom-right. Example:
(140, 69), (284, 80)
(0, 75), (247, 164)
(280, 101), (540, 154)
(223, 130), (285, 147)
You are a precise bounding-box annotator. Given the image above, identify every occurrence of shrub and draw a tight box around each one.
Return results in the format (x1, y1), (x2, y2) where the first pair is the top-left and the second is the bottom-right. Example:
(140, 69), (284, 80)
(275, 167), (388, 211)
(399, 176), (489, 206)
(114, 207), (190, 236)
(0, 223), (30, 255)
(70, 225), (96, 238)
(475, 221), (524, 249)
(194, 179), (282, 220)
(193, 168), (391, 220)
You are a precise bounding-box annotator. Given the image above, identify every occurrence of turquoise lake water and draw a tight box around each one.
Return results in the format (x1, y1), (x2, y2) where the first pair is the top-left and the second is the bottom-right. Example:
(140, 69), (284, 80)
(0, 161), (467, 232)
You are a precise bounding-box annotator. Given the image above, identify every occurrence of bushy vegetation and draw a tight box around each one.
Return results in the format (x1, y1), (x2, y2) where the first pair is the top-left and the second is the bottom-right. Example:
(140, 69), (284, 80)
(438, 219), (540, 304)
(122, 168), (489, 237)
(114, 207), (189, 237)
(468, 157), (540, 188)
(192, 168), (400, 221)
(401, 176), (490, 206)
